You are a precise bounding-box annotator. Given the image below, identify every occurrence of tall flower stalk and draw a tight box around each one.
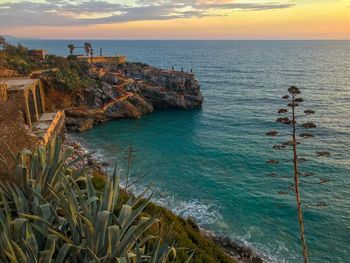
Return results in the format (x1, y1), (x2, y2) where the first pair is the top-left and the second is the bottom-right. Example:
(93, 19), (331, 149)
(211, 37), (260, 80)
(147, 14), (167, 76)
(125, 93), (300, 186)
(266, 86), (331, 263)
(290, 87), (308, 263)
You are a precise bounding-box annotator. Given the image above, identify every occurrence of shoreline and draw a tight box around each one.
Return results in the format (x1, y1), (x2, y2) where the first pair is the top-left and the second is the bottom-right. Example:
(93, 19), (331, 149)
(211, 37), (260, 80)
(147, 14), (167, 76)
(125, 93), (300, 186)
(62, 133), (266, 263)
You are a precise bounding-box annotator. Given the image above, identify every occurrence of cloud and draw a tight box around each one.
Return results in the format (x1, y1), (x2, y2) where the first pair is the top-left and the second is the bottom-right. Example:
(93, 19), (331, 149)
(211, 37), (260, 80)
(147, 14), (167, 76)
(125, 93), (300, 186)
(0, 0), (295, 27)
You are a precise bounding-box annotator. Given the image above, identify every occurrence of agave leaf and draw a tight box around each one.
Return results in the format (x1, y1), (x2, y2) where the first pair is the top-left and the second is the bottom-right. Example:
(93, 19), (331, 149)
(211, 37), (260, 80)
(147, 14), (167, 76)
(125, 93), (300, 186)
(150, 239), (161, 263)
(38, 236), (55, 263)
(85, 174), (97, 217)
(95, 211), (111, 255)
(117, 217), (158, 256)
(139, 235), (155, 247)
(47, 228), (73, 244)
(79, 214), (95, 248)
(107, 225), (121, 258)
(55, 243), (77, 263)
(86, 246), (100, 262)
(18, 213), (50, 226)
(4, 251), (18, 263)
(0, 153), (10, 172)
(21, 238), (38, 263)
(39, 203), (52, 221)
(11, 240), (27, 262)
(25, 223), (39, 258)
(131, 184), (155, 207)
(117, 205), (133, 230)
(0, 191), (11, 223)
(119, 189), (155, 235)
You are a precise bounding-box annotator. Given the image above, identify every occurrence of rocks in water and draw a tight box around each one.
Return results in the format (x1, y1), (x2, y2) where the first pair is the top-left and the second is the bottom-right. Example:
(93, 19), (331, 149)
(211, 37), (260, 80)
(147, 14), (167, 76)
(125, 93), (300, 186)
(61, 61), (203, 132)
(104, 94), (153, 119)
(203, 232), (265, 263)
(121, 63), (204, 109)
(267, 159), (279, 164)
(316, 151), (331, 157)
(266, 130), (278, 136)
(65, 117), (94, 132)
(137, 83), (203, 109)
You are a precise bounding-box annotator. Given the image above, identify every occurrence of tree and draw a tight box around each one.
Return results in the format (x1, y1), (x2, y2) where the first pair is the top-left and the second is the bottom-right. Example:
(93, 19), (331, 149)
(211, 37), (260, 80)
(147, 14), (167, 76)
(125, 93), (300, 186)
(0, 36), (6, 50)
(84, 42), (92, 56)
(266, 86), (331, 263)
(67, 43), (75, 55)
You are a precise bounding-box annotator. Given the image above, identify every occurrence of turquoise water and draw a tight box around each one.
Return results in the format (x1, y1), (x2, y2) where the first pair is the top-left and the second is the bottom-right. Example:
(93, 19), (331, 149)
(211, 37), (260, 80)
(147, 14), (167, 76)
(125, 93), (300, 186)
(13, 39), (350, 262)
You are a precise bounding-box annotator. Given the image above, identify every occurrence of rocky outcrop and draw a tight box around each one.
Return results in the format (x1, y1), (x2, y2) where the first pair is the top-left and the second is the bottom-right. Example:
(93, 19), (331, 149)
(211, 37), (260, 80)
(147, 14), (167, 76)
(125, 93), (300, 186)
(104, 93), (153, 119)
(65, 117), (94, 132)
(44, 61), (202, 133)
(122, 63), (203, 109)
(83, 82), (117, 109)
(137, 83), (203, 109)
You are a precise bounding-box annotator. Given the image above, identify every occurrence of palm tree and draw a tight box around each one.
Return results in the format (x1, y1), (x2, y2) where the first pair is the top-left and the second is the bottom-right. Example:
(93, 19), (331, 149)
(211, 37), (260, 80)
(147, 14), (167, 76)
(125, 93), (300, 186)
(0, 36), (6, 50)
(67, 43), (75, 55)
(84, 42), (92, 56)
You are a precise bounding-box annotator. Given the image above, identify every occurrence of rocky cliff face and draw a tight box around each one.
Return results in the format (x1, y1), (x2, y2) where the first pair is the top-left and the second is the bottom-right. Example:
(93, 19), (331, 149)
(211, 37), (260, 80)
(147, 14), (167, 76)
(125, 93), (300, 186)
(44, 61), (202, 132)
(122, 63), (203, 109)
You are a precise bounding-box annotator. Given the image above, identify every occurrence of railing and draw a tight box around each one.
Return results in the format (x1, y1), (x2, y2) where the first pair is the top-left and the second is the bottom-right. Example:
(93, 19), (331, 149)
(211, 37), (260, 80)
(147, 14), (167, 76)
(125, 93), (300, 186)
(41, 110), (65, 145)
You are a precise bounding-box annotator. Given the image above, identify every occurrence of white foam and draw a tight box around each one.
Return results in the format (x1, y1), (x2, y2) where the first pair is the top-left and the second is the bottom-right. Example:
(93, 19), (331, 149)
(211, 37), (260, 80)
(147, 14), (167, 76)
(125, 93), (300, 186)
(71, 135), (288, 263)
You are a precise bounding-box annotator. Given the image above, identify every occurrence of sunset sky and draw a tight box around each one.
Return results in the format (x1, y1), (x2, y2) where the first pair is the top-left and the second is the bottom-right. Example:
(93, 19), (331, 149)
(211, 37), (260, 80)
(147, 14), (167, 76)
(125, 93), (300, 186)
(0, 0), (350, 39)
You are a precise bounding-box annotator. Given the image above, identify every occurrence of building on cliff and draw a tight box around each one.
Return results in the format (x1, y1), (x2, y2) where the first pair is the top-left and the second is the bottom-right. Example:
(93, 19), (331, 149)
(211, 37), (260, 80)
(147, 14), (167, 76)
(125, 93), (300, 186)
(29, 49), (47, 62)
(76, 55), (126, 65)
(0, 78), (65, 146)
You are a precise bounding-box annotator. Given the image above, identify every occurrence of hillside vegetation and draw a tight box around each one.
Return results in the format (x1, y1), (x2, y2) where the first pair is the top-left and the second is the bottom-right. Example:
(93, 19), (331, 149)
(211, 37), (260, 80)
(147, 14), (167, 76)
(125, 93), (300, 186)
(0, 138), (236, 263)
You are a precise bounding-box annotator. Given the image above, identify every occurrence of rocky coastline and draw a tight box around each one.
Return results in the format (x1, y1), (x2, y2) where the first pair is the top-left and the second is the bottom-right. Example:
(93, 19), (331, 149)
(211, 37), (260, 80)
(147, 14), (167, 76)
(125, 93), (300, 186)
(59, 60), (265, 263)
(62, 134), (266, 263)
(44, 61), (203, 132)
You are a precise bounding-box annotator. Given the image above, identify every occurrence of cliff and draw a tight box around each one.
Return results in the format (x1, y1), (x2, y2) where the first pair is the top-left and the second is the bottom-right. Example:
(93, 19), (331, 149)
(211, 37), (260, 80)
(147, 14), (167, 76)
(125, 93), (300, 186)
(42, 60), (203, 132)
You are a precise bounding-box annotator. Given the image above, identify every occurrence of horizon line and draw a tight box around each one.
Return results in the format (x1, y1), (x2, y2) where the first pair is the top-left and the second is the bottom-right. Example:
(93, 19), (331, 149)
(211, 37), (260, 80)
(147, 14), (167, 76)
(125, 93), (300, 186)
(4, 36), (350, 41)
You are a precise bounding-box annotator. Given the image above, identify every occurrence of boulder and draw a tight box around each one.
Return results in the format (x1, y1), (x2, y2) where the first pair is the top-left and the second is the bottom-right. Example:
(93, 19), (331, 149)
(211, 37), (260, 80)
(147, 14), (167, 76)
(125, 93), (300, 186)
(65, 117), (94, 132)
(77, 118), (94, 132)
(104, 94), (153, 119)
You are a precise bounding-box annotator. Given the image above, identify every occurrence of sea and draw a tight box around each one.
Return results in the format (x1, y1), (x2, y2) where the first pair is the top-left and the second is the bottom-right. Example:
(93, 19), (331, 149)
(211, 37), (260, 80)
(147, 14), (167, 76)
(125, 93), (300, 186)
(10, 39), (350, 263)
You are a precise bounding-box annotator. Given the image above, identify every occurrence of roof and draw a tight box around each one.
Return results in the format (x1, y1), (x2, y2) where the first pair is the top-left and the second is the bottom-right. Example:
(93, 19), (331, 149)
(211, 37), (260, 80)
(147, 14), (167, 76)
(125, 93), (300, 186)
(6, 78), (38, 90)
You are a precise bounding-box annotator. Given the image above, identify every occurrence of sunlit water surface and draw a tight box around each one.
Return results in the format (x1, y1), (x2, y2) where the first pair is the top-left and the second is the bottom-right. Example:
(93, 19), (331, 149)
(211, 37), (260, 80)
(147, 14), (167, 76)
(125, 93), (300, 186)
(13, 39), (350, 262)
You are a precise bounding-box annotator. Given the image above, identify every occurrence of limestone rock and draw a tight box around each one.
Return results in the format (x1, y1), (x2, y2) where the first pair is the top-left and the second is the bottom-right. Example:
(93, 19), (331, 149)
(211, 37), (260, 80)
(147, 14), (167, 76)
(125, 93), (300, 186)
(104, 94), (153, 119)
(65, 117), (94, 132)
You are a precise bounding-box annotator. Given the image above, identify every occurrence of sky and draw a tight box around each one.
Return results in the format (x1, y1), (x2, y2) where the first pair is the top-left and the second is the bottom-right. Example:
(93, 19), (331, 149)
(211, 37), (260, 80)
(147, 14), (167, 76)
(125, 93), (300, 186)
(0, 0), (349, 39)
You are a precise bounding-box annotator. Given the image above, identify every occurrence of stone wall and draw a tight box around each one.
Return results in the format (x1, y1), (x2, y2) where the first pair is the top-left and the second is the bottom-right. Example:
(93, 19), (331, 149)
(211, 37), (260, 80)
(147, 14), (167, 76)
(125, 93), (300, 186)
(0, 82), (8, 103)
(77, 56), (127, 64)
(41, 110), (65, 145)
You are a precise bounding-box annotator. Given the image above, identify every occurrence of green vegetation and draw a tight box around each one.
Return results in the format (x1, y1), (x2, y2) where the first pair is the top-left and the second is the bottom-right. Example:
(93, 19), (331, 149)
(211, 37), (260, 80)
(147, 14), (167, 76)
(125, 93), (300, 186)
(0, 37), (98, 92)
(92, 173), (235, 263)
(0, 42), (41, 74)
(47, 68), (98, 92)
(0, 139), (193, 262)
(0, 140), (235, 262)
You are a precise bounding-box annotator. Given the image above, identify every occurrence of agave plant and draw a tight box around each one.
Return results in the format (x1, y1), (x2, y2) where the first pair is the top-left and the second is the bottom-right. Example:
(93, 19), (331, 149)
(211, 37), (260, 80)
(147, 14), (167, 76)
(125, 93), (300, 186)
(0, 138), (188, 262)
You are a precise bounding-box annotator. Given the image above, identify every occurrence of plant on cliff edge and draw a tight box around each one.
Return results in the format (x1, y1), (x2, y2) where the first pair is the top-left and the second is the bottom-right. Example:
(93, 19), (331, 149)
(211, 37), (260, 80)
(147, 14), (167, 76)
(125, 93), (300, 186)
(266, 86), (331, 263)
(84, 42), (92, 57)
(0, 138), (190, 262)
(67, 44), (75, 55)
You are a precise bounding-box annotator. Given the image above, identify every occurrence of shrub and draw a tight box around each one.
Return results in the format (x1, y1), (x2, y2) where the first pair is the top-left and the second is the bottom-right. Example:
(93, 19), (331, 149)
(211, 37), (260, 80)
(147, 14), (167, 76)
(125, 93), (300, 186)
(0, 138), (189, 262)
